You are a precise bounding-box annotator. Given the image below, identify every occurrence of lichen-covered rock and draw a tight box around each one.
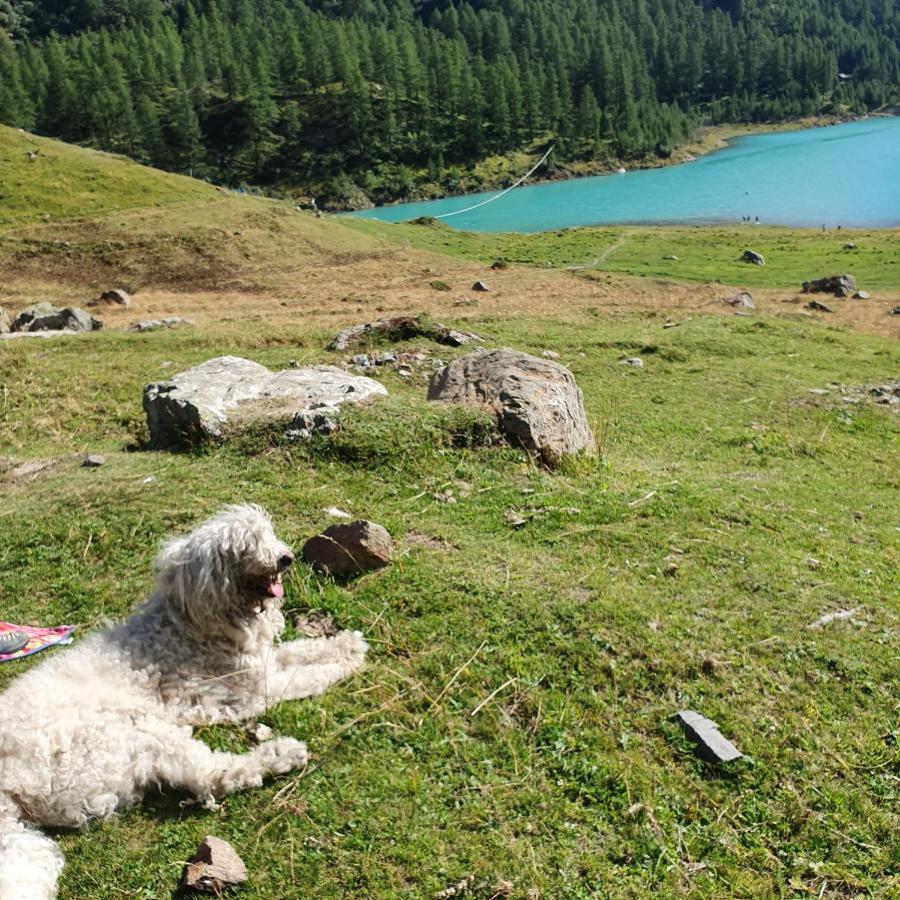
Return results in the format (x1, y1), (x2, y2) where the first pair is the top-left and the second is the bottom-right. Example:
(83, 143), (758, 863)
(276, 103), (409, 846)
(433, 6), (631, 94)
(10, 303), (102, 333)
(428, 348), (596, 466)
(143, 356), (386, 448)
(302, 520), (393, 578)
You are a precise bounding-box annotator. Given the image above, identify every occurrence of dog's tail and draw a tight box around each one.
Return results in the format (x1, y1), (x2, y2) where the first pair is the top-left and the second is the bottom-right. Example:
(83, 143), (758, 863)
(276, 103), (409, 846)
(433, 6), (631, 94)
(0, 794), (64, 900)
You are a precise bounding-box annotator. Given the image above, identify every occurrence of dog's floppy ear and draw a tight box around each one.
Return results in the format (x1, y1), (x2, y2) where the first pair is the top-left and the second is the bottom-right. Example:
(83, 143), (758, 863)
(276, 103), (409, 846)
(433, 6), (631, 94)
(154, 531), (234, 629)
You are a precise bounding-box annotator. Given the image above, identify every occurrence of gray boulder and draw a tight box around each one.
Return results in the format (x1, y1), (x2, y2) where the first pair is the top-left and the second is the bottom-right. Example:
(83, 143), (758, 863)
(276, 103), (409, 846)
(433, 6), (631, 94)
(741, 249), (765, 266)
(428, 348), (596, 466)
(302, 520), (393, 578)
(143, 355), (387, 448)
(0, 307), (9, 335)
(329, 315), (482, 352)
(802, 273), (856, 297)
(11, 303), (102, 333)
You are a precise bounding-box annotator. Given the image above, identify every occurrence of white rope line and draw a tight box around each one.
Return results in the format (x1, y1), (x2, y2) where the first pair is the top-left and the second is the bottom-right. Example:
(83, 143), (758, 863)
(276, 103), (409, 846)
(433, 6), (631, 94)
(431, 145), (554, 220)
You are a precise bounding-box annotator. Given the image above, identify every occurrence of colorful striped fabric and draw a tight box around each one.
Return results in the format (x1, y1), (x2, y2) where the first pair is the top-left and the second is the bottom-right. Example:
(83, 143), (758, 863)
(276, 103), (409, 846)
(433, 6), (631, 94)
(0, 622), (74, 663)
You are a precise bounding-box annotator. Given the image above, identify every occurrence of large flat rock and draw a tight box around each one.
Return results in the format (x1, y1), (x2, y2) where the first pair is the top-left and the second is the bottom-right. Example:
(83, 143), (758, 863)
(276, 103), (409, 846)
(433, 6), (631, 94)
(143, 356), (387, 447)
(427, 348), (596, 466)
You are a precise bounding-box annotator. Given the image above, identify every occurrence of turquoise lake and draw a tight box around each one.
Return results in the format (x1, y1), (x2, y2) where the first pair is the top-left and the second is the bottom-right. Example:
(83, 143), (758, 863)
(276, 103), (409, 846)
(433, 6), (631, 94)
(351, 117), (900, 232)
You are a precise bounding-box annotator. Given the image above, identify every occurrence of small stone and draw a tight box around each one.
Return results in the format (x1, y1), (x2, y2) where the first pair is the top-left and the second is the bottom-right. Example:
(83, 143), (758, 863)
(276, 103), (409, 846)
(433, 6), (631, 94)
(302, 520), (393, 578)
(808, 388), (829, 395)
(663, 561), (678, 577)
(662, 254), (679, 261)
(82, 454), (105, 468)
(182, 836), (248, 894)
(541, 350), (560, 359)
(247, 723), (274, 742)
(808, 607), (860, 629)
(350, 354), (373, 367)
(804, 300), (832, 312)
(722, 290), (755, 309)
(89, 288), (130, 308)
(490, 259), (508, 270)
(471, 280), (490, 292)
(843, 242), (856, 250)
(663, 321), (678, 329)
(504, 509), (527, 528)
(675, 710), (742, 764)
(853, 290), (870, 300)
(741, 249), (765, 266)
(620, 357), (644, 368)
(323, 507), (352, 519)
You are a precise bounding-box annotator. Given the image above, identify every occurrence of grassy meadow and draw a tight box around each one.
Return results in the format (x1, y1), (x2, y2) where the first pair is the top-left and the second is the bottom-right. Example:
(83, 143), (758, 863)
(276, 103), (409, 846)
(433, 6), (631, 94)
(0, 126), (898, 898)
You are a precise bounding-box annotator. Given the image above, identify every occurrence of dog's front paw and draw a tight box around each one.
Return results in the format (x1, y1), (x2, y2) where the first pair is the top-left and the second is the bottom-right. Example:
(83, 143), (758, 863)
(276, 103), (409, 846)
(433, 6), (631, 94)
(256, 736), (309, 776)
(334, 629), (368, 667)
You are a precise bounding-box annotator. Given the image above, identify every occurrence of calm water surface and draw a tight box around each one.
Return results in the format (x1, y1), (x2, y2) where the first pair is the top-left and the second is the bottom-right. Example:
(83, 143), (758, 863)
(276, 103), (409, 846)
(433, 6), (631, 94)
(351, 118), (900, 232)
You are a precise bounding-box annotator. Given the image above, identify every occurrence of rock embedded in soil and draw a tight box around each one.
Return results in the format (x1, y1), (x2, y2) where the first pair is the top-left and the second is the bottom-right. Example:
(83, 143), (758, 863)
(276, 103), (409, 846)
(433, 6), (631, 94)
(722, 290), (755, 309)
(428, 348), (596, 466)
(804, 299), (833, 312)
(181, 835), (248, 894)
(143, 356), (387, 448)
(328, 315), (482, 352)
(853, 290), (870, 300)
(675, 710), (743, 764)
(741, 249), (765, 266)
(89, 288), (130, 308)
(10, 303), (102, 333)
(801, 273), (856, 297)
(471, 280), (490, 292)
(620, 357), (644, 368)
(81, 454), (105, 468)
(302, 520), (393, 578)
(129, 317), (193, 332)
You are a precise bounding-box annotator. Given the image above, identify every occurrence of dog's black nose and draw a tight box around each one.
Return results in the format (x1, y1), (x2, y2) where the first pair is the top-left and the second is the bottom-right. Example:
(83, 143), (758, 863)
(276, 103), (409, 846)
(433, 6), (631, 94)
(277, 552), (294, 572)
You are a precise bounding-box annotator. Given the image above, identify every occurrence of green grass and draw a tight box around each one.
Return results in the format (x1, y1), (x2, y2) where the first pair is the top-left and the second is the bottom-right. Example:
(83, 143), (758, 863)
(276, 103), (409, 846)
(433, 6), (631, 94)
(347, 218), (900, 291)
(0, 126), (215, 228)
(1, 311), (898, 898)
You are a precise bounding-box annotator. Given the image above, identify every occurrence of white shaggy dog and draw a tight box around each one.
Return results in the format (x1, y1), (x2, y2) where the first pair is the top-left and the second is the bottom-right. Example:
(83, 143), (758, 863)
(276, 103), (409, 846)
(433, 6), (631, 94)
(0, 505), (367, 899)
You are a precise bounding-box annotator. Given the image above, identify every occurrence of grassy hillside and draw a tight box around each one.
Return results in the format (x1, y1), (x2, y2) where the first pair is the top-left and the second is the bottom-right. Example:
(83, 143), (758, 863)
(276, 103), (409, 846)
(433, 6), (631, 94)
(0, 129), (898, 899)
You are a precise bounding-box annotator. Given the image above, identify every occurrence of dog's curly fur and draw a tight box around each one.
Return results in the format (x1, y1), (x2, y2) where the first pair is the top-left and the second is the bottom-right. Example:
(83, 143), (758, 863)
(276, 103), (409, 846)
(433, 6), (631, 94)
(0, 505), (367, 899)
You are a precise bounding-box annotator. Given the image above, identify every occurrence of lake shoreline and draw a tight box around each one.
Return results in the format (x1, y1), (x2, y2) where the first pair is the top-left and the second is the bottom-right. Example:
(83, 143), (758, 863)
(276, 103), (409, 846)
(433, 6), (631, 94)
(351, 112), (882, 213)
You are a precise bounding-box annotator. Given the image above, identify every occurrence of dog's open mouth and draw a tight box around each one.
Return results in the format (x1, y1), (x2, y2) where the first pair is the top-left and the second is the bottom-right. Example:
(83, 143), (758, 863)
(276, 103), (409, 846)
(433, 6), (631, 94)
(256, 574), (284, 599)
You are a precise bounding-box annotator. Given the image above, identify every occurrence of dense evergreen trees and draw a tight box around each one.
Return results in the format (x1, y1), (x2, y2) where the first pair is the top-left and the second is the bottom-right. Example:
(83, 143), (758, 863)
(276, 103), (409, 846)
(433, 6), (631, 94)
(1, 0), (898, 203)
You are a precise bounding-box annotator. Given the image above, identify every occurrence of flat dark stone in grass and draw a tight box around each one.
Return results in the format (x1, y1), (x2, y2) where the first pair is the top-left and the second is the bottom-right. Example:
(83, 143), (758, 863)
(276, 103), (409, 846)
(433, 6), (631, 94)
(804, 299), (833, 313)
(302, 520), (393, 578)
(676, 710), (743, 764)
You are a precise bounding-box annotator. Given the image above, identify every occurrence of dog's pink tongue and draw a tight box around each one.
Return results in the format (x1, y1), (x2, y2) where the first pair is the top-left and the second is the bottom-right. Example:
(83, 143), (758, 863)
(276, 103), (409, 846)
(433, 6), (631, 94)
(269, 580), (284, 599)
